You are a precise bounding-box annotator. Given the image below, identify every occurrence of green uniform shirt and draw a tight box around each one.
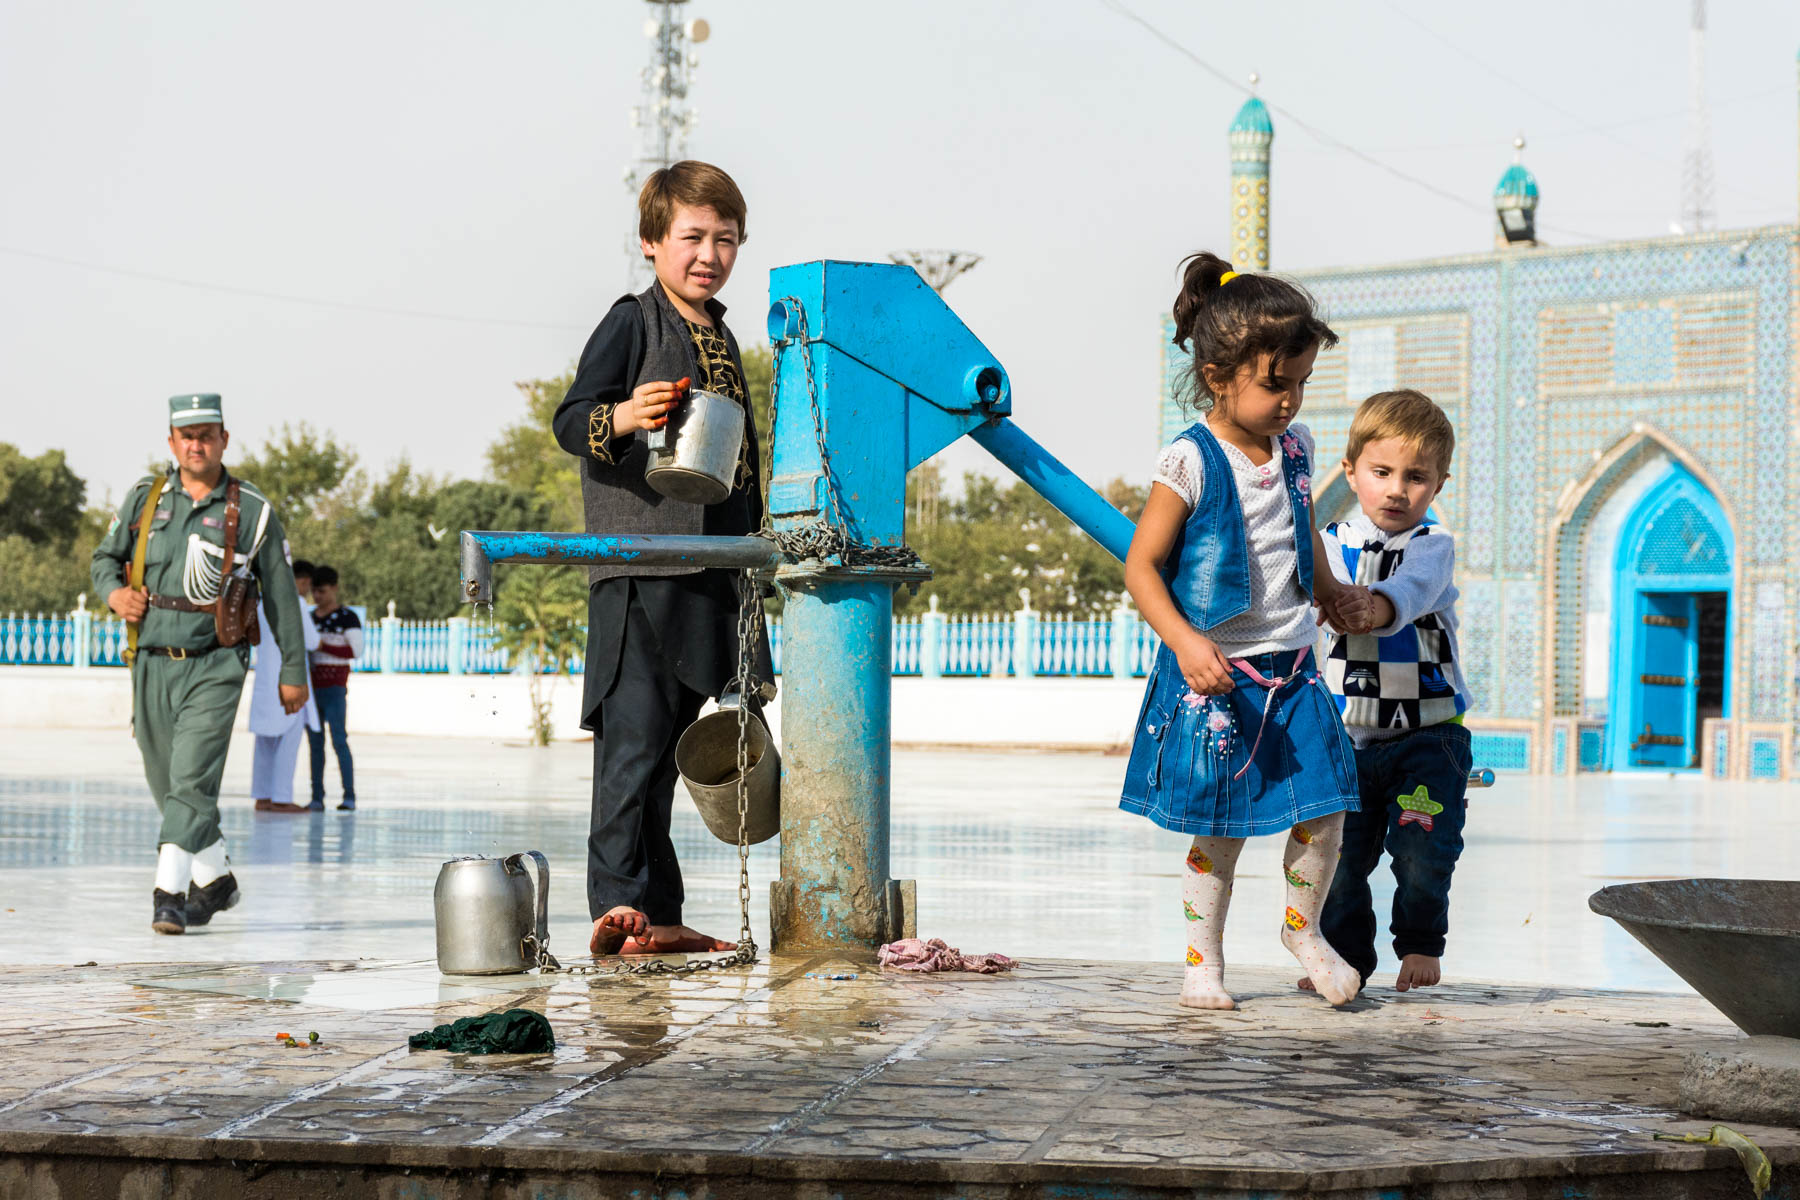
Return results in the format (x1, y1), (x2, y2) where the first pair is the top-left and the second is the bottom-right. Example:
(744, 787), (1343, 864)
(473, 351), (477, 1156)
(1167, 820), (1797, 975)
(90, 468), (308, 686)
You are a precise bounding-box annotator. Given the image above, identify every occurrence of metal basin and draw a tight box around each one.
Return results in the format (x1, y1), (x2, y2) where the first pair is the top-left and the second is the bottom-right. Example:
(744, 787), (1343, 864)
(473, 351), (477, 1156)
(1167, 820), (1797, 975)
(1588, 878), (1800, 1037)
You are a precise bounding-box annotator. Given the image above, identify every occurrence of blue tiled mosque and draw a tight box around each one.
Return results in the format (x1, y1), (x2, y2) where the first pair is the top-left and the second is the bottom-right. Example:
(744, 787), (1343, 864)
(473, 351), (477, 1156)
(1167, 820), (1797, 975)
(1159, 73), (1799, 782)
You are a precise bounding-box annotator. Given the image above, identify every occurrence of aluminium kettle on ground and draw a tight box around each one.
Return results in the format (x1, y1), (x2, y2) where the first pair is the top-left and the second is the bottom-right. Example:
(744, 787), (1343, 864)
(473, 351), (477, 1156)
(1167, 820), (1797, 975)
(433, 851), (550, 975)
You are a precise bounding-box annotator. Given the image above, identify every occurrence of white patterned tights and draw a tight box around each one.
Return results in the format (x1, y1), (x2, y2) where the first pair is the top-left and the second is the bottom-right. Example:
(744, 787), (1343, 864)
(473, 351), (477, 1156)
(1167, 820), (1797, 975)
(1180, 812), (1363, 1009)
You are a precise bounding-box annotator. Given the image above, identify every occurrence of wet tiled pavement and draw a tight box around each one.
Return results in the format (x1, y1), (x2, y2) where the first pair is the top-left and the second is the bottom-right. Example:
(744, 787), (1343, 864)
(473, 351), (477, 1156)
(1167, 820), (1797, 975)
(6, 728), (1800, 990)
(5, 729), (1800, 1194)
(0, 955), (1793, 1197)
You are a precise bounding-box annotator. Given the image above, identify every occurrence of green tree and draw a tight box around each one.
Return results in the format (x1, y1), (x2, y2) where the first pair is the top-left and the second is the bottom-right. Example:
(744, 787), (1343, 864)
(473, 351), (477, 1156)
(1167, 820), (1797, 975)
(487, 370), (580, 532)
(742, 344), (773, 470)
(489, 564), (588, 745)
(0, 443), (106, 612)
(232, 422), (551, 619)
(232, 424), (358, 526)
(0, 445), (86, 544)
(897, 471), (1144, 616)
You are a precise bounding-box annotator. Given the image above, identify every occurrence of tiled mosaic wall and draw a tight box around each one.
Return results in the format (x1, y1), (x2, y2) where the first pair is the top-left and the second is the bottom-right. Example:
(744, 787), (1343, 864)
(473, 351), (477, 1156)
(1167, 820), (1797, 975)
(1156, 227), (1798, 763)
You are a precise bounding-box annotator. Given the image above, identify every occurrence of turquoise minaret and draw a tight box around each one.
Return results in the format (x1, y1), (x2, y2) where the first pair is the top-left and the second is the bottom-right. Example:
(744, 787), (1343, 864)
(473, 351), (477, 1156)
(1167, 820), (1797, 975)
(1493, 136), (1539, 247)
(1228, 83), (1272, 271)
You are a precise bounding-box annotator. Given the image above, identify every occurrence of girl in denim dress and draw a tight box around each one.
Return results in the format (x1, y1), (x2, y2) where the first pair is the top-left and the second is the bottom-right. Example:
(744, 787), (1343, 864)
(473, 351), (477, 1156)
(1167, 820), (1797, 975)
(1121, 252), (1377, 1010)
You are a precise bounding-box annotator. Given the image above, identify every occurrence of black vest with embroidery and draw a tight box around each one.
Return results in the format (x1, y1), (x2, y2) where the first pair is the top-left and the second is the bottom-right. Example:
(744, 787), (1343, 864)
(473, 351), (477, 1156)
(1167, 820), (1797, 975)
(577, 285), (760, 583)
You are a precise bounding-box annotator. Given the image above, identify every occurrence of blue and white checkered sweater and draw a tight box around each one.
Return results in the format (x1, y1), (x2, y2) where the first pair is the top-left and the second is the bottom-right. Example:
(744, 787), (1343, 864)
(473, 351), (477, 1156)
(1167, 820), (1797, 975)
(1320, 515), (1472, 747)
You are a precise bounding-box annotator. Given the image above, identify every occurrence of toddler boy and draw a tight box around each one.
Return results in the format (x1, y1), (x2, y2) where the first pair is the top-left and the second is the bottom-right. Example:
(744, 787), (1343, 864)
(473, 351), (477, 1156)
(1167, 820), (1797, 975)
(1315, 389), (1473, 992)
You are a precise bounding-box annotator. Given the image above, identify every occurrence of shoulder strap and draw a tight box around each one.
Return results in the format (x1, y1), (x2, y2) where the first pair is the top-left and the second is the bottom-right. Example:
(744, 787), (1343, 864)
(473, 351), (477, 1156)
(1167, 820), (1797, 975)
(220, 478), (241, 582)
(124, 476), (168, 666)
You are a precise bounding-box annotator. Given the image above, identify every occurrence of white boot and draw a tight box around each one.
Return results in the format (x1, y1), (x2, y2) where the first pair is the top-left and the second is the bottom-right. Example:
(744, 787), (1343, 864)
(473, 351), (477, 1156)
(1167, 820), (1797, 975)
(185, 838), (240, 926)
(152, 844), (192, 935)
(190, 839), (230, 887)
(154, 843), (193, 894)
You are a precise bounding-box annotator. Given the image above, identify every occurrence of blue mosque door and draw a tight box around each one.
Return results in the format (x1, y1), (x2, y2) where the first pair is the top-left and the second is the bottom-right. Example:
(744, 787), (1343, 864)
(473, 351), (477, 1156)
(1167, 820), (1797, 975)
(1626, 592), (1700, 768)
(1607, 467), (1733, 772)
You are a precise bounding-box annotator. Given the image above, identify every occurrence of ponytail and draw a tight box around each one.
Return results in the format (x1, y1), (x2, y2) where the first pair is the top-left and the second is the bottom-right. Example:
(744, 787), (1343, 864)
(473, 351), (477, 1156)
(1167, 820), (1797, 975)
(1169, 251), (1336, 412)
(1171, 251), (1236, 352)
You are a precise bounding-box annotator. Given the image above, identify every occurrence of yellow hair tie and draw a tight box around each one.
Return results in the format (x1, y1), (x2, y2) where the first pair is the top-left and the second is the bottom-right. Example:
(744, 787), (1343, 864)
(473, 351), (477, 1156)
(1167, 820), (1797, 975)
(1218, 271), (1240, 286)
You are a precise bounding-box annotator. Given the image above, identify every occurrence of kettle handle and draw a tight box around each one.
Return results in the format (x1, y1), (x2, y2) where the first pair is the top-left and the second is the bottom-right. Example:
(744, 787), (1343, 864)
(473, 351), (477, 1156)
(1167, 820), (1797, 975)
(508, 851), (551, 960)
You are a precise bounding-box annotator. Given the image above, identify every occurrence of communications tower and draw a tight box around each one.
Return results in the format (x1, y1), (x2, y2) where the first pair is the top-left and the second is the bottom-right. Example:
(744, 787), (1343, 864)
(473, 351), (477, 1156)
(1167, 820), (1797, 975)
(624, 0), (709, 288)
(1677, 0), (1716, 234)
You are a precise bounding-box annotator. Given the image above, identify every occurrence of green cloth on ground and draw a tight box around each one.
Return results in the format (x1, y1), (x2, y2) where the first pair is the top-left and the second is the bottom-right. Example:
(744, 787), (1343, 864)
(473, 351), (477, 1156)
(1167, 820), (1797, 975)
(408, 1008), (554, 1054)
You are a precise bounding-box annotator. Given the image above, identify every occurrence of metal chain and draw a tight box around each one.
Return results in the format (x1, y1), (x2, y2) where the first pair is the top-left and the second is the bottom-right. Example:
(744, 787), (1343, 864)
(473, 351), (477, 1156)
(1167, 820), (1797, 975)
(527, 572), (761, 979)
(525, 576), (760, 981)
(769, 296), (924, 570)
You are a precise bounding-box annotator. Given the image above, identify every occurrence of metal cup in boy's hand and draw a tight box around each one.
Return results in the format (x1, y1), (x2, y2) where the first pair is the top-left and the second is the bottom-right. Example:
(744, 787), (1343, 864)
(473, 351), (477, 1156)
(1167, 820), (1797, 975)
(614, 376), (690, 435)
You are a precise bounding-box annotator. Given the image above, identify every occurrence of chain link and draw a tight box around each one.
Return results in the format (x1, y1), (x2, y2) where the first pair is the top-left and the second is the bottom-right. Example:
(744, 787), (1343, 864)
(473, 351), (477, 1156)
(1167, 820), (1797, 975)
(530, 295), (916, 981)
(526, 570), (763, 980)
(769, 296), (924, 571)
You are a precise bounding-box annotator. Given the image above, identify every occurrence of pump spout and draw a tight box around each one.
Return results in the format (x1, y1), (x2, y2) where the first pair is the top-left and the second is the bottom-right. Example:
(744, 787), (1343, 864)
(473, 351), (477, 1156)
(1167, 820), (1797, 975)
(968, 418), (1136, 563)
(458, 530), (781, 605)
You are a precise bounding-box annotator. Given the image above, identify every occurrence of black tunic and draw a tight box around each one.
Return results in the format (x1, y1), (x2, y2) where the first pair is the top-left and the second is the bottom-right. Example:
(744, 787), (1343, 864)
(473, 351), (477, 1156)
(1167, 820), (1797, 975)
(552, 294), (769, 732)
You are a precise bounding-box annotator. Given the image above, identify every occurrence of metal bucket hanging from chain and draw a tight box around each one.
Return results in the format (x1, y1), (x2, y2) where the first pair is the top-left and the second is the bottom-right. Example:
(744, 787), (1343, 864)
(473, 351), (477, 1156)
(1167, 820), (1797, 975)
(676, 692), (780, 845)
(644, 386), (745, 505)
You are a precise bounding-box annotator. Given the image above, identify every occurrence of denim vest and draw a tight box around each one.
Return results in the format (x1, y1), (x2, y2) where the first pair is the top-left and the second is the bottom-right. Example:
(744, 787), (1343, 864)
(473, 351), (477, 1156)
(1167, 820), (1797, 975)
(1160, 422), (1314, 631)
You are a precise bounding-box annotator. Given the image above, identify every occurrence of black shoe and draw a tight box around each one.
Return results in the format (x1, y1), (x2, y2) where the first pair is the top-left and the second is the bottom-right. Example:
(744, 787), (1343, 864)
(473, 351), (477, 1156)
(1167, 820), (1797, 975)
(152, 889), (187, 935)
(185, 872), (241, 927)
(337, 798), (356, 811)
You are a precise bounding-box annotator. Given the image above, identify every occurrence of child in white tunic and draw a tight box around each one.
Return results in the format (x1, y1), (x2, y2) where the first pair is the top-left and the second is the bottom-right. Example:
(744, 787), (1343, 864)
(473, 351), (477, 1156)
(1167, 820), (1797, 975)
(250, 559), (321, 812)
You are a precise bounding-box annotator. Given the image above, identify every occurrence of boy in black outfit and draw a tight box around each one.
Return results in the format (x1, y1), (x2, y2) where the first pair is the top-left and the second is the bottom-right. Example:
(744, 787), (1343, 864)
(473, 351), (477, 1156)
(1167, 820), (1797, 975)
(552, 161), (771, 956)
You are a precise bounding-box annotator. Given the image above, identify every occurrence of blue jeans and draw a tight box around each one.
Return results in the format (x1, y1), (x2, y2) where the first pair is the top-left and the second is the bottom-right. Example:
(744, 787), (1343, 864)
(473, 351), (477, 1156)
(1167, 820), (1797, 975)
(307, 685), (355, 804)
(1320, 722), (1472, 982)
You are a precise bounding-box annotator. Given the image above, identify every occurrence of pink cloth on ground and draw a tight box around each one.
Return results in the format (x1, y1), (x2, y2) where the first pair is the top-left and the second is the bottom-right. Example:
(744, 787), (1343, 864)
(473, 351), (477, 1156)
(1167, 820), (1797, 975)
(877, 937), (1016, 974)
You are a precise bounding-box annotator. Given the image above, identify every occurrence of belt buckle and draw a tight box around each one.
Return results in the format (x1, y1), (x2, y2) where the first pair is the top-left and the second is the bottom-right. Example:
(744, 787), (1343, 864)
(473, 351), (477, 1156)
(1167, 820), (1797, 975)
(168, 647), (188, 661)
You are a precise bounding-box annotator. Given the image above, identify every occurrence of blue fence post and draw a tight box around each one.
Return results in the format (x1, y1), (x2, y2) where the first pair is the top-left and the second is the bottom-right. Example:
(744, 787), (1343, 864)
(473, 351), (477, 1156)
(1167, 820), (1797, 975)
(446, 615), (468, 676)
(380, 601), (399, 674)
(920, 595), (944, 679)
(1013, 589), (1038, 679)
(1110, 599), (1135, 678)
(71, 596), (92, 670)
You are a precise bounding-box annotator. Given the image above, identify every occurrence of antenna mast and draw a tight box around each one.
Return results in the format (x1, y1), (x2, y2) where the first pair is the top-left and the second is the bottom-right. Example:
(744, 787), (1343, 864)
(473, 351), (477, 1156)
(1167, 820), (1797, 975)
(624, 1), (709, 288)
(1678, 0), (1715, 233)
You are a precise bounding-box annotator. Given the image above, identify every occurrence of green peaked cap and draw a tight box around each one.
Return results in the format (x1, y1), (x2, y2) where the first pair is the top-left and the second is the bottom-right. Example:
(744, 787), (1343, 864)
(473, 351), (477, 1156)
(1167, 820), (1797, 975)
(168, 393), (224, 428)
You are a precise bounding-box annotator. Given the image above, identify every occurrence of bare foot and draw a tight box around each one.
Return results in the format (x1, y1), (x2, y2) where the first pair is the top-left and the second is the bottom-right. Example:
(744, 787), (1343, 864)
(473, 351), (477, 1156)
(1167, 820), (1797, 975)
(622, 924), (738, 954)
(1281, 926), (1362, 1007)
(1179, 968), (1237, 1010)
(1395, 954), (1441, 991)
(589, 906), (649, 955)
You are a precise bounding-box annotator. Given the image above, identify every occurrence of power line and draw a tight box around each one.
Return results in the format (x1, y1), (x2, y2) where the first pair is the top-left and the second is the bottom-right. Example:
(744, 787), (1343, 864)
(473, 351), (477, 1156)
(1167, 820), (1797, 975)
(1383, 2), (1666, 165)
(1293, 87), (1786, 157)
(0, 244), (588, 333)
(1098, 0), (1612, 244)
(1386, 2), (1786, 217)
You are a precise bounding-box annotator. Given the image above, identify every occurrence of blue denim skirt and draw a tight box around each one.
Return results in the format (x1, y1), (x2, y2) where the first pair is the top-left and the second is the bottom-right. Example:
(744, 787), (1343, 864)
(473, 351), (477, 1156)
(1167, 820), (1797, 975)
(1119, 644), (1360, 837)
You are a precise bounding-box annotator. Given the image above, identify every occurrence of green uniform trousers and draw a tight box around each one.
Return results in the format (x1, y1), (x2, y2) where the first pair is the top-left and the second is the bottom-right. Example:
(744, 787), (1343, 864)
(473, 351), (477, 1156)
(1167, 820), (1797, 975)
(132, 647), (249, 852)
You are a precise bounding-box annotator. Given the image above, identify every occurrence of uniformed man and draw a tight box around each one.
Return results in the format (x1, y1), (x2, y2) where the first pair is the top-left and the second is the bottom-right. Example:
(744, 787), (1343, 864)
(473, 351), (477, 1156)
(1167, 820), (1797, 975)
(91, 394), (309, 934)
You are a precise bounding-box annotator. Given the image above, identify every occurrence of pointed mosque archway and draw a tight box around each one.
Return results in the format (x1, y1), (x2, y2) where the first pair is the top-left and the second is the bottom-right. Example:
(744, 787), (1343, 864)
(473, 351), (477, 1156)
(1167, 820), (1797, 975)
(1539, 423), (1740, 738)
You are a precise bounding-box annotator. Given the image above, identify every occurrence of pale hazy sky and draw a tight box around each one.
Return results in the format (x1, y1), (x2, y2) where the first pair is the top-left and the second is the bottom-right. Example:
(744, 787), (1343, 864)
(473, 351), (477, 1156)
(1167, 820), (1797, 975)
(4, 1), (1797, 509)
